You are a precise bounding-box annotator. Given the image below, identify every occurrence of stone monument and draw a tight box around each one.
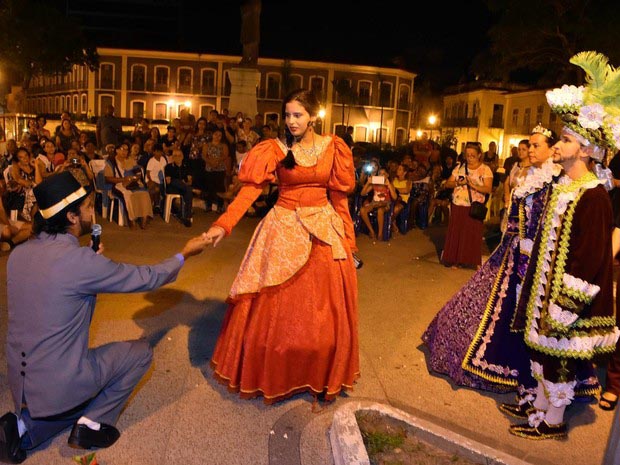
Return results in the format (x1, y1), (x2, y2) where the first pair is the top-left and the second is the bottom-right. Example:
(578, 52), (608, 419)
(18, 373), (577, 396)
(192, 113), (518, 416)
(228, 0), (261, 118)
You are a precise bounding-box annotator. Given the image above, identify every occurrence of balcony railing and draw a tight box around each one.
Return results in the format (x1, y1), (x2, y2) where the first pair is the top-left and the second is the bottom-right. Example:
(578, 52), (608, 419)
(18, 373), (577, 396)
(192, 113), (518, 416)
(100, 79), (115, 89)
(488, 117), (504, 128)
(177, 84), (192, 94)
(131, 81), (146, 91)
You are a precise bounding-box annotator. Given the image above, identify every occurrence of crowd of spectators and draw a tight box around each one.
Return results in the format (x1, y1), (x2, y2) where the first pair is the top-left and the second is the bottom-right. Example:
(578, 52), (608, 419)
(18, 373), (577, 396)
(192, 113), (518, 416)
(0, 106), (283, 239)
(1, 108), (528, 247)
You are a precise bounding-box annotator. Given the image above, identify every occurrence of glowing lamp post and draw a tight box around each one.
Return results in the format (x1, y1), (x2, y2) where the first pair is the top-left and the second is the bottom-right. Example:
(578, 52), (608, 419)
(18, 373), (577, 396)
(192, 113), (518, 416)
(317, 108), (326, 135)
(428, 114), (437, 141)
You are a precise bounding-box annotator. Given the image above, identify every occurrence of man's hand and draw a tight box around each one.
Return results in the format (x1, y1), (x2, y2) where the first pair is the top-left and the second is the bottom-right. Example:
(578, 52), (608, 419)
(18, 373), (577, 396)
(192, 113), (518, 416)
(181, 233), (213, 259)
(205, 225), (226, 247)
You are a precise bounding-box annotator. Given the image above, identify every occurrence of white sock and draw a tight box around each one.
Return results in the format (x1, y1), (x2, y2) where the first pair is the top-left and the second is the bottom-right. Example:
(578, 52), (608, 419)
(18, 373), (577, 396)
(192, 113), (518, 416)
(16, 417), (27, 438)
(545, 405), (566, 425)
(533, 382), (549, 411)
(77, 416), (101, 431)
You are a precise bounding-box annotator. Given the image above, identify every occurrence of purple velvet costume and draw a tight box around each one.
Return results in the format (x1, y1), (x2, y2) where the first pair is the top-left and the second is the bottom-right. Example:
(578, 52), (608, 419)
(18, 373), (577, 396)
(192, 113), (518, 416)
(422, 160), (599, 395)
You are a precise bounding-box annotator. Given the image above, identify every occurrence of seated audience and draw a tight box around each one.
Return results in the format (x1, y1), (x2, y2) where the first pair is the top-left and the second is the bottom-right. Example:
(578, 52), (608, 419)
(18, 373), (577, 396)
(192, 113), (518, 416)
(359, 167), (397, 241)
(164, 148), (193, 227)
(104, 143), (153, 230)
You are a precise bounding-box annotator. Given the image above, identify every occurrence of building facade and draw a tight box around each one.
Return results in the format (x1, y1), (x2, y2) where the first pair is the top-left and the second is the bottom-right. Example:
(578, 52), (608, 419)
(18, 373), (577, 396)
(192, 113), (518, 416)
(24, 47), (417, 147)
(442, 81), (564, 162)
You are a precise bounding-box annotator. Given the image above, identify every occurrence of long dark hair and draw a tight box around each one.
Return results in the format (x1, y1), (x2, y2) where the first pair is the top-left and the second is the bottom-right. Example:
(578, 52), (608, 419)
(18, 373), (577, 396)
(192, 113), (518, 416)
(280, 89), (321, 170)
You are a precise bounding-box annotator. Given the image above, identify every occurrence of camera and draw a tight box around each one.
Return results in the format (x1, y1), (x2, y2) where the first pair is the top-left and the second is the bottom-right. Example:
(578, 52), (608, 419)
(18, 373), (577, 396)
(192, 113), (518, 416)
(371, 175), (385, 185)
(364, 164), (373, 173)
(70, 157), (80, 165)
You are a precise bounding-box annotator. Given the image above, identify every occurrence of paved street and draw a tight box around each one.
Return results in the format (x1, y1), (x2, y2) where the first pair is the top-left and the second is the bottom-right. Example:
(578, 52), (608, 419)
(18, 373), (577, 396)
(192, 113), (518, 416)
(0, 211), (615, 465)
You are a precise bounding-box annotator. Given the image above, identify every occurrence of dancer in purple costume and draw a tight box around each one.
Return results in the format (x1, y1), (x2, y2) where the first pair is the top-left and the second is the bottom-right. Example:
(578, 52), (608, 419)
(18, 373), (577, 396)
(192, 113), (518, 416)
(423, 125), (599, 397)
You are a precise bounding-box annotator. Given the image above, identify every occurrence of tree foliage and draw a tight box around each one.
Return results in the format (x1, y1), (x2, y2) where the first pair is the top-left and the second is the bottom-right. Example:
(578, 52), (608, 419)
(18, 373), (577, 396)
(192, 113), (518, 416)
(471, 0), (620, 86)
(0, 0), (99, 89)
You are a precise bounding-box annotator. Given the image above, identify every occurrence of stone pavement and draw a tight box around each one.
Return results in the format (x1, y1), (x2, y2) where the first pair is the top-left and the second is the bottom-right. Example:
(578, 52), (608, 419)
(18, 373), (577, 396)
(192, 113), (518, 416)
(0, 212), (616, 465)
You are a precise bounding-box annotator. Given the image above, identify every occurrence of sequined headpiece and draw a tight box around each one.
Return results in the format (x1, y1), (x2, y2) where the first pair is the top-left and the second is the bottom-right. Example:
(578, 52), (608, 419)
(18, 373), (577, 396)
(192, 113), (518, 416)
(545, 51), (620, 160)
(531, 123), (553, 139)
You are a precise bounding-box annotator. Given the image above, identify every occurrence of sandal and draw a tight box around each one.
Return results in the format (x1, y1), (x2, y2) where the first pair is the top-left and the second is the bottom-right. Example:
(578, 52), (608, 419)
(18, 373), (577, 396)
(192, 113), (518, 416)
(599, 392), (618, 411)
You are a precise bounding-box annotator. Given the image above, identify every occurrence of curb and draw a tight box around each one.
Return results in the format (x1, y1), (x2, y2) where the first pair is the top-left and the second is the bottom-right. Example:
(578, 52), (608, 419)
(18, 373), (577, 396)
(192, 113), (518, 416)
(329, 400), (534, 465)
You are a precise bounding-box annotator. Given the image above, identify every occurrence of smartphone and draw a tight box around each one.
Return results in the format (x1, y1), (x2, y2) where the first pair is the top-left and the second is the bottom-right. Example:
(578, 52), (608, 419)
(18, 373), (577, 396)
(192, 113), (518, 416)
(371, 175), (385, 185)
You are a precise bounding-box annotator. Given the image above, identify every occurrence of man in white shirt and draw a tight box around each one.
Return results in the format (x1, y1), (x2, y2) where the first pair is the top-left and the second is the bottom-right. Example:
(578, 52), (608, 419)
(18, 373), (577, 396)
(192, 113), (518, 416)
(145, 143), (167, 214)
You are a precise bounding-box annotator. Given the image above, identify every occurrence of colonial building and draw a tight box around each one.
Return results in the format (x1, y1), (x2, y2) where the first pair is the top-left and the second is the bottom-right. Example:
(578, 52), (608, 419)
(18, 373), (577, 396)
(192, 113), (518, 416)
(24, 47), (416, 147)
(442, 81), (564, 161)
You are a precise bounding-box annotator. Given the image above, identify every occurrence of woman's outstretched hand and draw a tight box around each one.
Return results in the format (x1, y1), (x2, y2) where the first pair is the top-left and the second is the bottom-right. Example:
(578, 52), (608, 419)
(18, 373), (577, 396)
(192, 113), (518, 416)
(205, 225), (226, 247)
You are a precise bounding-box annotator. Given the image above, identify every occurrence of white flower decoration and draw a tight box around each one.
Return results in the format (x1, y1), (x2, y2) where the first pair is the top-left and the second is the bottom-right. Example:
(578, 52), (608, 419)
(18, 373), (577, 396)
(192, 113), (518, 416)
(578, 103), (606, 130)
(546, 85), (584, 108)
(530, 361), (544, 377)
(543, 380), (576, 408)
(609, 118), (620, 149)
(548, 301), (579, 327)
(528, 410), (546, 427)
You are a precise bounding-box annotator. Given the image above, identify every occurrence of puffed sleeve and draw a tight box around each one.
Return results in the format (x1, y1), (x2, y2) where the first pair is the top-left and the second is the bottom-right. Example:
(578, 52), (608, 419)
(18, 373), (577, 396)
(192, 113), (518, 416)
(213, 140), (281, 235)
(328, 136), (358, 252)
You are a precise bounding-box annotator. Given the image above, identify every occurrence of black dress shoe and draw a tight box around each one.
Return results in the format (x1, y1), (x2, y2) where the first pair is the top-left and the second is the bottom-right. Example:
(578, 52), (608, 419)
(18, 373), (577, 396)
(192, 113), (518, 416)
(67, 423), (120, 449)
(509, 420), (568, 440)
(0, 413), (26, 463)
(499, 400), (537, 419)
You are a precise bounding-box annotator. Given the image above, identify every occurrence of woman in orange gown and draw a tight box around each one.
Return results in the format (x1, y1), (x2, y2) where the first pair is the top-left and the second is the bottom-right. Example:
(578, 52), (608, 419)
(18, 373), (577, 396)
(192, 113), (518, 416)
(205, 89), (359, 403)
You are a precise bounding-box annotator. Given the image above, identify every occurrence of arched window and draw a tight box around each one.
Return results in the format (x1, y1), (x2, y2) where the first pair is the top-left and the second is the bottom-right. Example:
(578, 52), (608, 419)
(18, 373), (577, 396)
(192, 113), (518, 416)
(177, 67), (193, 93)
(99, 63), (115, 89)
(154, 66), (170, 92)
(200, 68), (216, 95)
(265, 73), (281, 99)
(131, 64), (146, 91)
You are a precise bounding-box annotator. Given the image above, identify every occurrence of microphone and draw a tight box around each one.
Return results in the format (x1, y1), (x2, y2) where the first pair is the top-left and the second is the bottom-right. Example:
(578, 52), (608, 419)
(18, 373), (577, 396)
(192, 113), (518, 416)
(91, 224), (102, 252)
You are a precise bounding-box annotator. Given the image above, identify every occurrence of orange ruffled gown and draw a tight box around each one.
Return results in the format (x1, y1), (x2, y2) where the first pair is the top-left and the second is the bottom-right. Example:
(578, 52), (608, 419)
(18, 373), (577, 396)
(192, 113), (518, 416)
(210, 136), (360, 403)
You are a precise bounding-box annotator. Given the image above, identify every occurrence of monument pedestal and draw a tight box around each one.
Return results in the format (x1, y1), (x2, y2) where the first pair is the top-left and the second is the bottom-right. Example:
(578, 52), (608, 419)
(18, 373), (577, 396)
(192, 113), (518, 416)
(228, 68), (261, 118)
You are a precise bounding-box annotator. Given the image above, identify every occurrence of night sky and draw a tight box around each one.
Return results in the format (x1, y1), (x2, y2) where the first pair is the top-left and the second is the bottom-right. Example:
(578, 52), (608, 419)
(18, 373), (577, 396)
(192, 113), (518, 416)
(66, 0), (494, 92)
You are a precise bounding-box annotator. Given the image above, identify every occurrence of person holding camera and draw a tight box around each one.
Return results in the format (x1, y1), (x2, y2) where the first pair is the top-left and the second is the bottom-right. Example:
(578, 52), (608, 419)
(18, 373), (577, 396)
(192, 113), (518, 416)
(56, 148), (94, 189)
(440, 142), (492, 268)
(359, 167), (397, 241)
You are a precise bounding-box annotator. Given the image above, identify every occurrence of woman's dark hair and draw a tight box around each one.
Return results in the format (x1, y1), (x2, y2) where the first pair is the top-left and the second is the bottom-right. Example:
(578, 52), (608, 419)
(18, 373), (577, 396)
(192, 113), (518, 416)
(280, 89), (321, 170)
(195, 117), (208, 132)
(15, 147), (31, 159)
(32, 199), (83, 236)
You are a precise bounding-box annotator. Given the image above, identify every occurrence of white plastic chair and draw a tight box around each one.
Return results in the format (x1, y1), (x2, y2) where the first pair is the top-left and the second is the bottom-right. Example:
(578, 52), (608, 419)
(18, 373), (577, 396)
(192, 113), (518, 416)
(163, 193), (182, 223)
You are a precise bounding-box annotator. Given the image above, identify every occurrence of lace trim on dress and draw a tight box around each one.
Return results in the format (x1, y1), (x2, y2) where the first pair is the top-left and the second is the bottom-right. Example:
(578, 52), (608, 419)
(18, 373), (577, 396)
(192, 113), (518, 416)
(275, 137), (332, 167)
(512, 158), (562, 199)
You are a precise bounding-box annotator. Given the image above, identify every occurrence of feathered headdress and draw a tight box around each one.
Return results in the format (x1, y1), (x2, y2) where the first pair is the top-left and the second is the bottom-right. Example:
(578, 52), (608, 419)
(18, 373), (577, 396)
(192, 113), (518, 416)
(546, 51), (620, 158)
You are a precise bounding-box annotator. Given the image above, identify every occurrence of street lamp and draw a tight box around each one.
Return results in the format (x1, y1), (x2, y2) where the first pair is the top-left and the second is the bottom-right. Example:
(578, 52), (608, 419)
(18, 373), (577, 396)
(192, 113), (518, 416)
(317, 108), (326, 135)
(428, 114), (437, 141)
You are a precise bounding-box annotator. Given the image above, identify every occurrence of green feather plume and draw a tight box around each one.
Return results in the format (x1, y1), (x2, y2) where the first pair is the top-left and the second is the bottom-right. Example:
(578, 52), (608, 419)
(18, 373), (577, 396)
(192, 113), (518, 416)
(570, 51), (620, 116)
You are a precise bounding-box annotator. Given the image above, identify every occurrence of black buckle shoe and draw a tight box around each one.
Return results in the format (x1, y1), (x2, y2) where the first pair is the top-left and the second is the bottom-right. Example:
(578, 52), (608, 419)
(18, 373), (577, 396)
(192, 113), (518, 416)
(0, 413), (26, 463)
(499, 400), (537, 419)
(509, 420), (568, 440)
(68, 423), (120, 449)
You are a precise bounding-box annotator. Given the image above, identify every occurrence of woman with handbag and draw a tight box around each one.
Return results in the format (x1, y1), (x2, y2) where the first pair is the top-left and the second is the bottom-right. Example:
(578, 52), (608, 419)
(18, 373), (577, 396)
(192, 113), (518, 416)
(104, 143), (153, 229)
(440, 142), (492, 268)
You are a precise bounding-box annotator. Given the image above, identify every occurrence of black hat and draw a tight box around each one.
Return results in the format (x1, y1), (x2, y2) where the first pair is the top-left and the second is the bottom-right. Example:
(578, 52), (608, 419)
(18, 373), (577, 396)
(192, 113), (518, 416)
(33, 172), (89, 220)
